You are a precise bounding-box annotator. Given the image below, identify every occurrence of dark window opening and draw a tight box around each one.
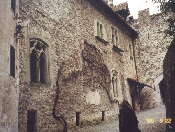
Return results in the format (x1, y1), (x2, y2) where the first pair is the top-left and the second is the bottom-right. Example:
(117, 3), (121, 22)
(27, 110), (36, 132)
(40, 53), (46, 84)
(76, 112), (80, 126)
(102, 111), (105, 121)
(30, 50), (38, 83)
(10, 45), (15, 78)
(11, 0), (16, 14)
(30, 39), (48, 84)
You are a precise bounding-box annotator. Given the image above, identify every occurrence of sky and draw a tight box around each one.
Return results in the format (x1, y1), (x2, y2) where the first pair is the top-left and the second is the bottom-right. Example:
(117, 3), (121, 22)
(113, 0), (161, 19)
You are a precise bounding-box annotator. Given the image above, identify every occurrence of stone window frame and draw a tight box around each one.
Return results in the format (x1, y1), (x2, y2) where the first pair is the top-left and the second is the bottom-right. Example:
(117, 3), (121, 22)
(111, 26), (119, 48)
(29, 38), (51, 85)
(27, 110), (37, 132)
(94, 20), (107, 43)
(111, 70), (120, 98)
(97, 22), (104, 39)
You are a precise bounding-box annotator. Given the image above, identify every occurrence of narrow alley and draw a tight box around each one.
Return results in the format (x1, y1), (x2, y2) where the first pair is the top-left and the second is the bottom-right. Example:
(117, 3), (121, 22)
(69, 105), (166, 132)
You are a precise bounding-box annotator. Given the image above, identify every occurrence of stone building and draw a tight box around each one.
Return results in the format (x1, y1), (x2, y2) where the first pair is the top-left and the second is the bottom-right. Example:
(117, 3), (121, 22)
(1, 0), (145, 131)
(128, 8), (174, 109)
(0, 0), (19, 131)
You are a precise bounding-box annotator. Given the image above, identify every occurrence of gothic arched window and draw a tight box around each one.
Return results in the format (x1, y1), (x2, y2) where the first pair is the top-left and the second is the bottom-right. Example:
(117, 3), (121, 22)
(30, 39), (49, 84)
(112, 70), (118, 97)
(40, 52), (47, 84)
(30, 50), (38, 83)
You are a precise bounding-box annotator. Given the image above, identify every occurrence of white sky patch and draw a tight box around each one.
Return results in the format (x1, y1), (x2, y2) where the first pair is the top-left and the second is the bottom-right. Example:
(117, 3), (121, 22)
(113, 0), (161, 19)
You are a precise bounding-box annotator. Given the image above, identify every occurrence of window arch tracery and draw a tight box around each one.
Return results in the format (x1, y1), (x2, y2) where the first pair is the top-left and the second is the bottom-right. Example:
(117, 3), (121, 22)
(30, 38), (49, 84)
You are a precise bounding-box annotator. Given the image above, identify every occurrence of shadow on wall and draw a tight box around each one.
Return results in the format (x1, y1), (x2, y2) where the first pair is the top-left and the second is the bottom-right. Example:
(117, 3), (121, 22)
(162, 38), (175, 131)
(52, 41), (116, 131)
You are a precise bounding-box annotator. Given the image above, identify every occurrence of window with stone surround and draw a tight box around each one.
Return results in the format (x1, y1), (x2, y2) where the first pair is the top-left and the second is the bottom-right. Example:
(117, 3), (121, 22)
(11, 0), (16, 14)
(94, 20), (108, 44)
(97, 22), (104, 39)
(111, 26), (119, 47)
(30, 38), (49, 84)
(10, 45), (15, 78)
(112, 70), (119, 97)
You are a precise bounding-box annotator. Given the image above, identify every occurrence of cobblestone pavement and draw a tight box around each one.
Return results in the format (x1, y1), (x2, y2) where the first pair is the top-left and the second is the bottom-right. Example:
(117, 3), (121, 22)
(69, 105), (166, 132)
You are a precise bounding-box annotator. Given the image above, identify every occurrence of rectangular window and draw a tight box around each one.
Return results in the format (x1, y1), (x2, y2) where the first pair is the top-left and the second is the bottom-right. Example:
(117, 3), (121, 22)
(30, 39), (48, 84)
(96, 22), (104, 39)
(76, 112), (80, 126)
(27, 110), (37, 132)
(102, 111), (105, 121)
(10, 45), (15, 78)
(111, 27), (118, 47)
(11, 0), (16, 14)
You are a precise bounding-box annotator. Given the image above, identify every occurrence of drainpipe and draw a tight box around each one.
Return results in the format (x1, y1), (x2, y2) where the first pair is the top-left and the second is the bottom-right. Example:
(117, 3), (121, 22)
(132, 35), (139, 82)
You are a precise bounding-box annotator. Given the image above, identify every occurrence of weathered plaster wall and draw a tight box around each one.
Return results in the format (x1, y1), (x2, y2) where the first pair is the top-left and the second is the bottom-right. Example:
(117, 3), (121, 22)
(18, 0), (137, 131)
(0, 0), (19, 131)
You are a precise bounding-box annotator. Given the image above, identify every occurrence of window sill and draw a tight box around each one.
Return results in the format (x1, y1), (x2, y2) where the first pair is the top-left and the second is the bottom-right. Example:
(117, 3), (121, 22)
(95, 36), (108, 45)
(112, 45), (124, 54)
(29, 82), (51, 87)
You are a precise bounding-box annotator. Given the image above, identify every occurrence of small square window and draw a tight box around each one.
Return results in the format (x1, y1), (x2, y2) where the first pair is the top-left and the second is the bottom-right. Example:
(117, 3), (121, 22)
(30, 39), (49, 84)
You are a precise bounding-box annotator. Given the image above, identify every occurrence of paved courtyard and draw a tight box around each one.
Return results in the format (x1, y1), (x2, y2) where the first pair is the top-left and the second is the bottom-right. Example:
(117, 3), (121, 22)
(69, 105), (166, 132)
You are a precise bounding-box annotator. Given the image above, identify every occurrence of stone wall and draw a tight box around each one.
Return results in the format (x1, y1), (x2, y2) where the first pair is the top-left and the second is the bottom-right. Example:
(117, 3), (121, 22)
(18, 0), (137, 131)
(135, 9), (173, 87)
(0, 0), (19, 131)
(130, 8), (174, 109)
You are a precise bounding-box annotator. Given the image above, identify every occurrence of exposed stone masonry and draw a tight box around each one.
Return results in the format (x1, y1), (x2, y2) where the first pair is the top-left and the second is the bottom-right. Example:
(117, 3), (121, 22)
(2, 0), (168, 131)
(17, 0), (137, 131)
(129, 8), (174, 109)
